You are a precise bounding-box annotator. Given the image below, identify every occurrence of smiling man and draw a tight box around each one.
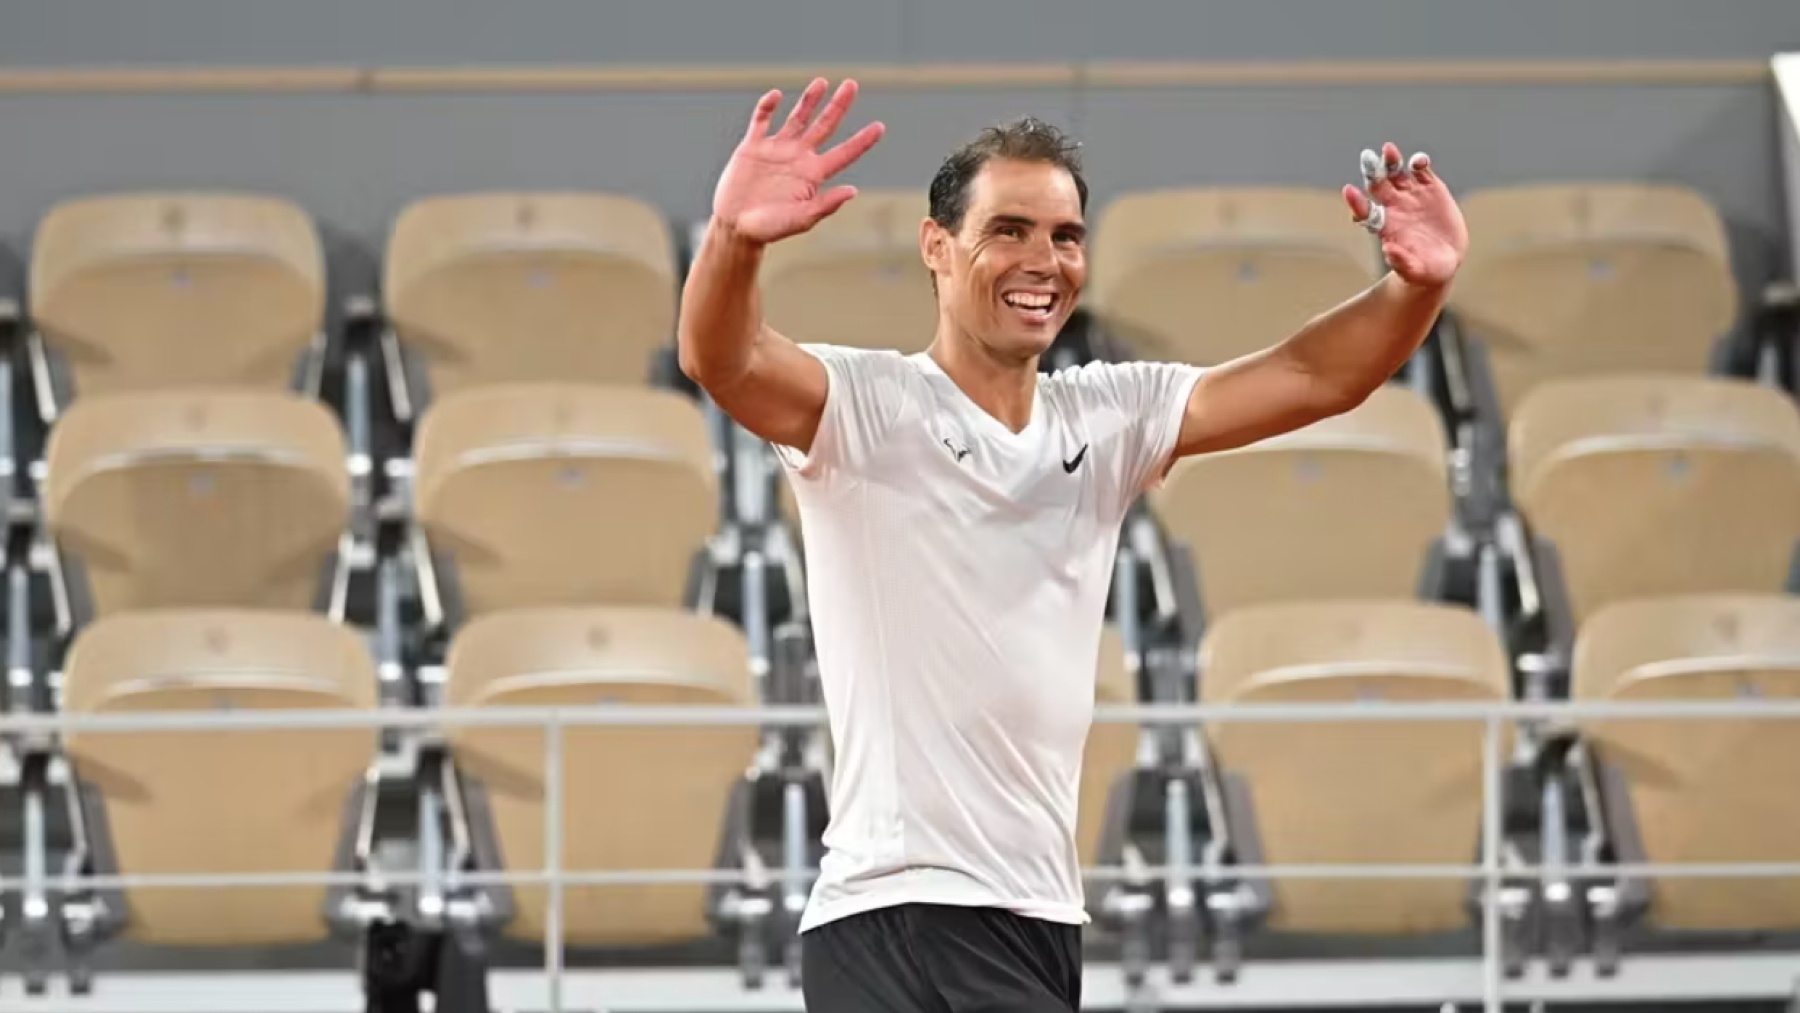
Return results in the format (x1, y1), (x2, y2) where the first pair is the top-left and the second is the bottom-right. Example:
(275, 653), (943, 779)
(678, 77), (1468, 1013)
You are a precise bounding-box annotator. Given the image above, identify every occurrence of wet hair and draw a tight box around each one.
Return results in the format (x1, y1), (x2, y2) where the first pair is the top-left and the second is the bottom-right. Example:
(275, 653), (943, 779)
(927, 117), (1088, 233)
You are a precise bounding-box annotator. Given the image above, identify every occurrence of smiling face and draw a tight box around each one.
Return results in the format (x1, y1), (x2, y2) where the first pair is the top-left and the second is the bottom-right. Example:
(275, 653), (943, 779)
(922, 157), (1087, 364)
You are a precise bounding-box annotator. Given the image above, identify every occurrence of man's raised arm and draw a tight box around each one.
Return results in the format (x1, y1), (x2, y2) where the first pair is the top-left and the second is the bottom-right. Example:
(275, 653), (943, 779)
(1170, 142), (1470, 459)
(678, 78), (885, 454)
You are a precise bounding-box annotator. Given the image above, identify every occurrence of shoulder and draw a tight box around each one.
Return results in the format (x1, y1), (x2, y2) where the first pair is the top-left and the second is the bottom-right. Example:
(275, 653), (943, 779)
(1039, 358), (1207, 417)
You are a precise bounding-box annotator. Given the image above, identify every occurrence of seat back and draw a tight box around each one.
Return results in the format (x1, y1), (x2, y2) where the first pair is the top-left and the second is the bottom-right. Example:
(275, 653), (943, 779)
(1575, 594), (1800, 931)
(62, 610), (377, 945)
(1078, 625), (1139, 867)
(1090, 188), (1380, 364)
(29, 192), (325, 396)
(1451, 183), (1738, 417)
(384, 192), (677, 395)
(1154, 385), (1450, 619)
(45, 390), (350, 615)
(760, 189), (936, 352)
(444, 606), (760, 946)
(1201, 600), (1510, 934)
(413, 384), (718, 616)
(1511, 376), (1800, 624)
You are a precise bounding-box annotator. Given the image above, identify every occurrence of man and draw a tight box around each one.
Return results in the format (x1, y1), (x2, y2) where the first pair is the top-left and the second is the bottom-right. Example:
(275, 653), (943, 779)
(678, 77), (1467, 1012)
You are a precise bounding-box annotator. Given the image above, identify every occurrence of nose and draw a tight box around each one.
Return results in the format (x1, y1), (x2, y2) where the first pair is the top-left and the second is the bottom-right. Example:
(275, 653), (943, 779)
(1018, 231), (1057, 275)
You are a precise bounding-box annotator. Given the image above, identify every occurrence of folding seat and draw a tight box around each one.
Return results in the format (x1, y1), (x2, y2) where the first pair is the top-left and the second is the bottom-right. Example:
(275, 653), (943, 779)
(383, 192), (679, 403)
(27, 192), (327, 405)
(1562, 593), (1800, 968)
(410, 384), (804, 974)
(1509, 375), (1800, 626)
(759, 189), (936, 353)
(1450, 183), (1739, 420)
(43, 388), (351, 618)
(43, 609), (385, 978)
(1089, 187), (1382, 365)
(1193, 599), (1531, 974)
(1149, 384), (1454, 623)
(440, 605), (766, 950)
(410, 383), (718, 620)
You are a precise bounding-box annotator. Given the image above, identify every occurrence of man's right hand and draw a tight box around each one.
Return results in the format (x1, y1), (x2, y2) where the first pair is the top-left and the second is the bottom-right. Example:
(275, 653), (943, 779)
(712, 78), (887, 245)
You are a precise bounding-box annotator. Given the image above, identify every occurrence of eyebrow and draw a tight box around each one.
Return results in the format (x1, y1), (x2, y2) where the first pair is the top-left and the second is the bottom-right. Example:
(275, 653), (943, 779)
(987, 213), (1087, 239)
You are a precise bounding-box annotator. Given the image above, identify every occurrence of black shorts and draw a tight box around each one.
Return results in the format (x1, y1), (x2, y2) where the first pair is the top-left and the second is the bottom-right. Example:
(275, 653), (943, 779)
(800, 903), (1083, 1012)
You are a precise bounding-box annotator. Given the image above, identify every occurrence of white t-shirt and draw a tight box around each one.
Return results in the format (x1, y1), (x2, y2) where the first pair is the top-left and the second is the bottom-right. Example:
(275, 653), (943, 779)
(772, 344), (1205, 933)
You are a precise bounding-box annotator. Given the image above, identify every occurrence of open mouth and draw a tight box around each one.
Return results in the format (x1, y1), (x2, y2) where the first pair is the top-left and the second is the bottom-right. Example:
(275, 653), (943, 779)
(1001, 290), (1058, 324)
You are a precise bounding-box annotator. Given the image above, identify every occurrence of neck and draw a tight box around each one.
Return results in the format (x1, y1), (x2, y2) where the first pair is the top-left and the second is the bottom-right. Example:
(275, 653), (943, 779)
(927, 324), (1039, 434)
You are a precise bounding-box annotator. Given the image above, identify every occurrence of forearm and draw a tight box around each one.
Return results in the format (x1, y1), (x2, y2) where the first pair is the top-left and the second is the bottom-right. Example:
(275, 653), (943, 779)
(677, 218), (770, 387)
(1281, 271), (1447, 407)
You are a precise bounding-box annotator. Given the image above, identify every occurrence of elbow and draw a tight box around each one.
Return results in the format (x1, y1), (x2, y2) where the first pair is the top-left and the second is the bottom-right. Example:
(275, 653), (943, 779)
(675, 327), (745, 394)
(1312, 377), (1378, 420)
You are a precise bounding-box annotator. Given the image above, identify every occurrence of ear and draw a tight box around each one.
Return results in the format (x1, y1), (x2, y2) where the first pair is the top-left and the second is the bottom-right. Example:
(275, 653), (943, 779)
(919, 216), (951, 278)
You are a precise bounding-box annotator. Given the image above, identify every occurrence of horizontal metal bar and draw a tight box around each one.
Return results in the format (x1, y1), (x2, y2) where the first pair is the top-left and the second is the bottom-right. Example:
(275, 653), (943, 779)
(20, 954), (1800, 1013)
(29, 696), (1800, 734)
(20, 860), (1800, 894)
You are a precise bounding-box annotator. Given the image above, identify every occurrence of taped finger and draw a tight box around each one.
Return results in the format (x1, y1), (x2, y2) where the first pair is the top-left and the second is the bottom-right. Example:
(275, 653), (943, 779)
(1360, 202), (1387, 234)
(1360, 148), (1385, 185)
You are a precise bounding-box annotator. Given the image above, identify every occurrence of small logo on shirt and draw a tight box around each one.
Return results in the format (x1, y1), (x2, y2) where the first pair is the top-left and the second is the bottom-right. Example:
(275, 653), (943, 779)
(942, 437), (971, 463)
(1063, 444), (1089, 474)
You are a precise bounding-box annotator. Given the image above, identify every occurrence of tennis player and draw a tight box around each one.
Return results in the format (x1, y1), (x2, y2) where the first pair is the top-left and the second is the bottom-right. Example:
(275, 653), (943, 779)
(678, 77), (1467, 1012)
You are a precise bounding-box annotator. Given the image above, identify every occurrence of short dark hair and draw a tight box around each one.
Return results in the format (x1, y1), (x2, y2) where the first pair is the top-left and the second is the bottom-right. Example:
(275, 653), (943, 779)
(927, 117), (1088, 233)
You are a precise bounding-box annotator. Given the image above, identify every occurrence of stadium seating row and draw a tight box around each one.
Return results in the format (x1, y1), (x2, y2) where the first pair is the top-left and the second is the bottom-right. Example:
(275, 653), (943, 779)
(22, 182), (1750, 408)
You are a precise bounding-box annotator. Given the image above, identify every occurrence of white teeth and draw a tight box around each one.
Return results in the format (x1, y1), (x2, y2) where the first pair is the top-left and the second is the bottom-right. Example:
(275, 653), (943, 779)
(1003, 293), (1053, 310)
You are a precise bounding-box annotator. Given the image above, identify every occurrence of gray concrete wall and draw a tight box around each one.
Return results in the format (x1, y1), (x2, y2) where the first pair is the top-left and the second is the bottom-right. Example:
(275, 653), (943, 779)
(1, 0), (1795, 304)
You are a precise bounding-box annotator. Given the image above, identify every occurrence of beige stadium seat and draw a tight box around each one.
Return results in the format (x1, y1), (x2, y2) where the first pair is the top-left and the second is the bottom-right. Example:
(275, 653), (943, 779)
(443, 605), (760, 946)
(1152, 384), (1451, 620)
(60, 609), (379, 946)
(1510, 375), (1800, 625)
(1089, 188), (1382, 365)
(1451, 183), (1739, 418)
(412, 383), (718, 618)
(1200, 599), (1512, 935)
(1574, 594), (1800, 932)
(1079, 625), (1140, 867)
(384, 192), (678, 396)
(44, 389), (350, 616)
(760, 189), (936, 353)
(29, 192), (325, 397)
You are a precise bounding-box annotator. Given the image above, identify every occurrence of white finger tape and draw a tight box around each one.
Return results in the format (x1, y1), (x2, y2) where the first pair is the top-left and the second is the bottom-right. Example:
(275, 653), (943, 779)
(1361, 203), (1387, 234)
(1360, 148), (1384, 183)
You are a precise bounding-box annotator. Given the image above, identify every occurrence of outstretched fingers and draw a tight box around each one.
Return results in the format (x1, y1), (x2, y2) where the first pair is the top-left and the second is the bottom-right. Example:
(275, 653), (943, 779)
(802, 79), (862, 147)
(778, 78), (830, 139)
(811, 185), (861, 221)
(817, 120), (887, 178)
(744, 89), (782, 141)
(1407, 151), (1435, 184)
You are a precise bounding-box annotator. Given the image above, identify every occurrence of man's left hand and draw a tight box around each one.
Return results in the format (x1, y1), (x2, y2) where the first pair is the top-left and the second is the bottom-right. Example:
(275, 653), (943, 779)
(1344, 142), (1468, 289)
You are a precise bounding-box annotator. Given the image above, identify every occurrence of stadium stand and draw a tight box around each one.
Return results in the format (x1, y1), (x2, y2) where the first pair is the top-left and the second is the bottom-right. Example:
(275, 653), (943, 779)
(1449, 183), (1741, 420)
(383, 192), (681, 409)
(1149, 383), (1459, 622)
(26, 193), (329, 407)
(53, 609), (384, 976)
(0, 50), (1791, 1013)
(1192, 599), (1530, 976)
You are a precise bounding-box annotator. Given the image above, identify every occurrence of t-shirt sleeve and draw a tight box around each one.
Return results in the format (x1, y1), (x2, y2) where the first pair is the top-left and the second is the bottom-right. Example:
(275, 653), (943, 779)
(1076, 359), (1207, 508)
(770, 344), (915, 482)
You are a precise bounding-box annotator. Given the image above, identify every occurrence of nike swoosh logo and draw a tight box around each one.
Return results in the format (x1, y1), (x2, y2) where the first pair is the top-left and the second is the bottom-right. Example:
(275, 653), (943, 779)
(1063, 444), (1088, 474)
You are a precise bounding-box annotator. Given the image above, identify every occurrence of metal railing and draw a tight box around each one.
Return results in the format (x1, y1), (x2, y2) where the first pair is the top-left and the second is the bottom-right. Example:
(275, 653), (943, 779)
(17, 696), (1800, 1013)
